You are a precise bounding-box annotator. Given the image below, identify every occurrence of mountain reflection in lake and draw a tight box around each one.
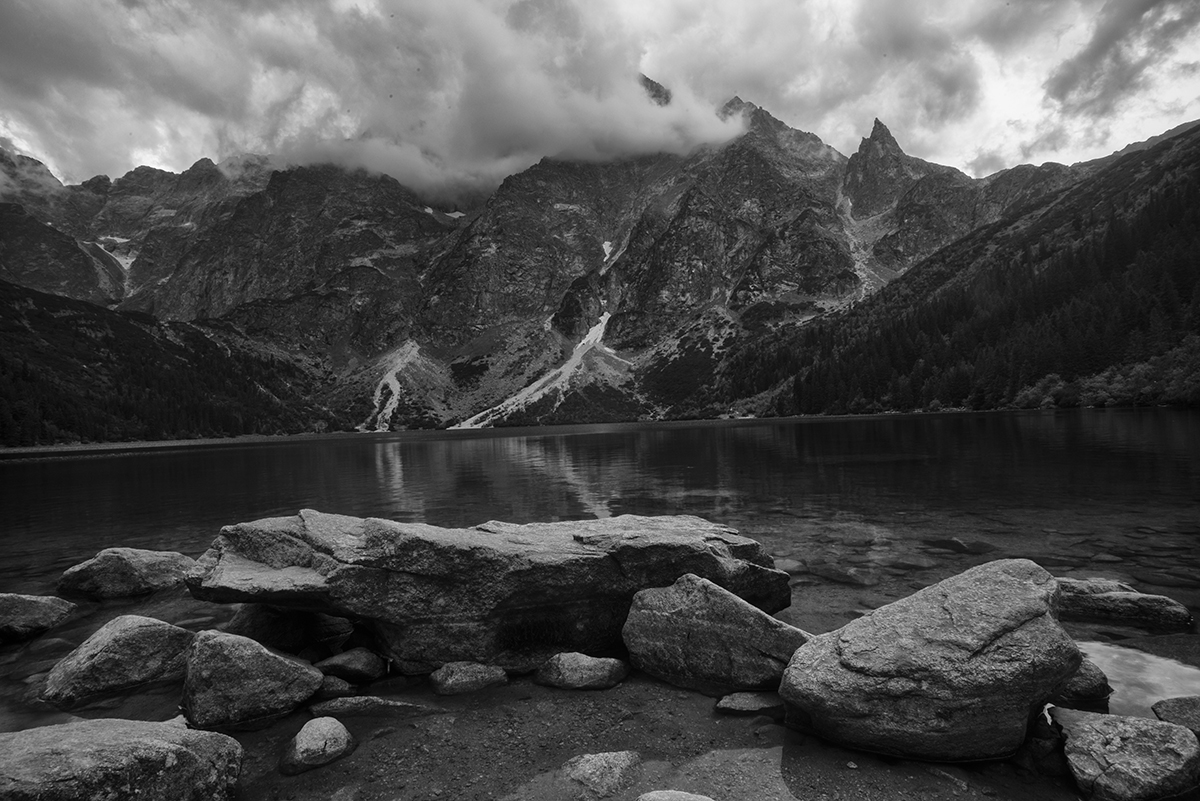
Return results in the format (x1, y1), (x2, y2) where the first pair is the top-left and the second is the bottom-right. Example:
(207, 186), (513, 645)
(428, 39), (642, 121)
(1, 407), (1198, 726)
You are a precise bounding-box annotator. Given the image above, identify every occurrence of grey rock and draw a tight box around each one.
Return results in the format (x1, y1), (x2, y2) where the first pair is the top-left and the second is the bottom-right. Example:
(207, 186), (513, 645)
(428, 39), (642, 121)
(279, 716), (356, 775)
(1051, 658), (1113, 707)
(41, 615), (194, 708)
(1051, 707), (1200, 801)
(186, 510), (789, 672)
(563, 751), (642, 797)
(308, 695), (442, 717)
(1056, 577), (1192, 631)
(315, 674), (357, 700)
(58, 547), (196, 598)
(623, 573), (810, 695)
(534, 652), (629, 690)
(715, 691), (785, 719)
(315, 647), (386, 683)
(430, 662), (508, 695)
(0, 718), (242, 801)
(0, 593), (75, 642)
(183, 630), (323, 731)
(780, 559), (1081, 761)
(1153, 697), (1200, 737)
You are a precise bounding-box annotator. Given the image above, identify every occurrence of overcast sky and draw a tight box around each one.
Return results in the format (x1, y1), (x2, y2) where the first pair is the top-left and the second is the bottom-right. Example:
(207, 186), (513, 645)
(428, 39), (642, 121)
(1, 0), (1198, 199)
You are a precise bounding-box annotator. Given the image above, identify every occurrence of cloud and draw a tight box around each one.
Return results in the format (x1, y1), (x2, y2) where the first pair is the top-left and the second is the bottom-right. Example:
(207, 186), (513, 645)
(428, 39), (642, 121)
(1045, 0), (1200, 118)
(966, 149), (1009, 177)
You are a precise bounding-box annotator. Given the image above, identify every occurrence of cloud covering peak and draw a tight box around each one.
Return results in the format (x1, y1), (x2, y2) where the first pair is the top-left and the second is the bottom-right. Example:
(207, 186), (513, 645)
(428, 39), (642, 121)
(1, 0), (1198, 192)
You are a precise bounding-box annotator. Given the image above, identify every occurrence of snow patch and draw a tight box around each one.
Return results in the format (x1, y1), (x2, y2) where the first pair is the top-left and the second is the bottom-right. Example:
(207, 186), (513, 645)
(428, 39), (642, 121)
(455, 312), (620, 428)
(424, 206), (434, 214)
(553, 203), (583, 213)
(446, 211), (465, 219)
(602, 241), (612, 259)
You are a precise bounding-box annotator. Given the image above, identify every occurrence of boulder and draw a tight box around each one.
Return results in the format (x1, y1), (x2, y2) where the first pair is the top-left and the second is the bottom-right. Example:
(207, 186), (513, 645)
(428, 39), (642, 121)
(223, 604), (352, 654)
(0, 593), (75, 642)
(1050, 658), (1113, 708)
(535, 652), (629, 690)
(41, 615), (194, 708)
(315, 647), (387, 683)
(1056, 577), (1193, 631)
(430, 661), (508, 695)
(183, 630), (323, 730)
(186, 510), (789, 672)
(315, 674), (357, 700)
(623, 573), (810, 694)
(59, 547), (196, 598)
(779, 559), (1081, 761)
(1051, 707), (1200, 801)
(0, 718), (241, 800)
(308, 696), (442, 717)
(279, 716), (356, 775)
(563, 751), (643, 797)
(1153, 697), (1200, 737)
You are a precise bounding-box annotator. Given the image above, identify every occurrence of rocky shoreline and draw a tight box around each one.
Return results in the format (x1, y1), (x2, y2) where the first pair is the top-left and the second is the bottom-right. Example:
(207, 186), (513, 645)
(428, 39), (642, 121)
(2, 511), (1199, 800)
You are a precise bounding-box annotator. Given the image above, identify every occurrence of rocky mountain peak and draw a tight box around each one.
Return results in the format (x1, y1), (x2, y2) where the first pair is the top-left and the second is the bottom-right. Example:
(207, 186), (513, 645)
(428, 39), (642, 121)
(867, 118), (901, 151)
(719, 96), (758, 121)
(639, 74), (672, 106)
(844, 118), (948, 219)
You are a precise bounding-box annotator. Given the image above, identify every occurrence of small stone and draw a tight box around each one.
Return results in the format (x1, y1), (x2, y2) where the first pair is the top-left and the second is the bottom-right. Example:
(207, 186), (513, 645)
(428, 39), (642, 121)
(429, 662), (507, 695)
(315, 648), (386, 683)
(0, 594), (75, 643)
(309, 696), (442, 718)
(280, 716), (356, 775)
(715, 692), (785, 719)
(847, 761), (858, 769)
(563, 751), (642, 797)
(58, 548), (195, 598)
(535, 653), (629, 690)
(1153, 697), (1200, 737)
(1052, 707), (1200, 801)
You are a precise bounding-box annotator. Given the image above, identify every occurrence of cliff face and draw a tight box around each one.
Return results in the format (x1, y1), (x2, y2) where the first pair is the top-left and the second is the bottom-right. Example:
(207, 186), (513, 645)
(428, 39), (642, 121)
(1, 98), (1112, 437)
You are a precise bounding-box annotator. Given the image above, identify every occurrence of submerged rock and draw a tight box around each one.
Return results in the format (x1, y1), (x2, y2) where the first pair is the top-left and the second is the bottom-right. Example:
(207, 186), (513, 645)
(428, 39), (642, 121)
(41, 615), (194, 708)
(0, 718), (242, 800)
(183, 630), (323, 731)
(430, 662), (508, 695)
(563, 751), (643, 797)
(1051, 707), (1200, 801)
(638, 794), (715, 801)
(1153, 696), (1200, 737)
(535, 652), (629, 690)
(58, 547), (196, 598)
(1056, 577), (1192, 631)
(308, 695), (442, 717)
(279, 716), (356, 775)
(315, 647), (387, 683)
(715, 691), (785, 719)
(623, 573), (810, 695)
(186, 510), (789, 672)
(779, 559), (1080, 761)
(0, 593), (74, 643)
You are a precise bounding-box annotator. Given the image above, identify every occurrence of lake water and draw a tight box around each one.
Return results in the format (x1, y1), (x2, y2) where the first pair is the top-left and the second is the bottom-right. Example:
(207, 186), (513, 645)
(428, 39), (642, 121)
(2, 408), (1199, 730)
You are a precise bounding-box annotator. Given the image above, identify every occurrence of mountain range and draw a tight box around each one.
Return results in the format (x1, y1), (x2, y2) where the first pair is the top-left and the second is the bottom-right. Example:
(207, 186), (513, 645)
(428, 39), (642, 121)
(1, 86), (1198, 446)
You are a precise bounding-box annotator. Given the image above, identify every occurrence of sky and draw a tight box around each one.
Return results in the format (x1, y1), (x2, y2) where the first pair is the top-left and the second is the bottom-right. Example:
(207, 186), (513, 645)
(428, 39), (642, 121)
(1, 0), (1198, 201)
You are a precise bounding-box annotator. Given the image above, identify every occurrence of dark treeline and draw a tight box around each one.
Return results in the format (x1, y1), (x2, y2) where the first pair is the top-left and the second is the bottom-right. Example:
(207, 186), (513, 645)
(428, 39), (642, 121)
(0, 282), (348, 446)
(720, 135), (1200, 416)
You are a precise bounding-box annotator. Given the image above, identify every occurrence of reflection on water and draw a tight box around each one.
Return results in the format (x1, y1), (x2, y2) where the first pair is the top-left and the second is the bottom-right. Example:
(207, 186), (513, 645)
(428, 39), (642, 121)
(1079, 641), (1200, 718)
(1, 407), (1198, 732)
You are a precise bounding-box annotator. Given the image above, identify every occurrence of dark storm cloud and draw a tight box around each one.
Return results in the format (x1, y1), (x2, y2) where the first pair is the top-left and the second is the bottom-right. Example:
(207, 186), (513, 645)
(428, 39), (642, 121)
(1045, 0), (1200, 118)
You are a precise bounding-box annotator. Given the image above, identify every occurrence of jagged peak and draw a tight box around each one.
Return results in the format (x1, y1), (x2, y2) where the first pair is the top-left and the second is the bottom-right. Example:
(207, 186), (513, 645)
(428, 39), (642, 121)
(639, 74), (672, 107)
(719, 96), (758, 120)
(860, 118), (902, 154)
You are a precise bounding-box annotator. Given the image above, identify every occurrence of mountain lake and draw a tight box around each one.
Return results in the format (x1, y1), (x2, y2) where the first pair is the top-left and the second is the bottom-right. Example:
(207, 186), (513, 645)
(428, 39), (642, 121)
(2, 407), (1199, 800)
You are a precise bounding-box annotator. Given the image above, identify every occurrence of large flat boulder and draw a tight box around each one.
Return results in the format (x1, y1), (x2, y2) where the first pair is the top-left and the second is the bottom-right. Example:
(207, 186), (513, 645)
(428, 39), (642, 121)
(59, 547), (196, 598)
(623, 573), (810, 695)
(41, 614), (195, 708)
(779, 559), (1080, 761)
(0, 593), (75, 643)
(183, 630), (323, 730)
(0, 718), (242, 800)
(1051, 707), (1200, 801)
(186, 510), (789, 672)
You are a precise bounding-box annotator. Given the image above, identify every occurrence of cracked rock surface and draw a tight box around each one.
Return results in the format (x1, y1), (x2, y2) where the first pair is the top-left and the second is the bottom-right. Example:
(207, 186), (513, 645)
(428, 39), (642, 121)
(779, 558), (1080, 761)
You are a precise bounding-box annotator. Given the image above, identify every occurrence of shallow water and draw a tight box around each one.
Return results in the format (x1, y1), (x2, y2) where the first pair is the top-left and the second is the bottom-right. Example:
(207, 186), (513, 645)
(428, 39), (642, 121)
(2, 407), (1199, 733)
